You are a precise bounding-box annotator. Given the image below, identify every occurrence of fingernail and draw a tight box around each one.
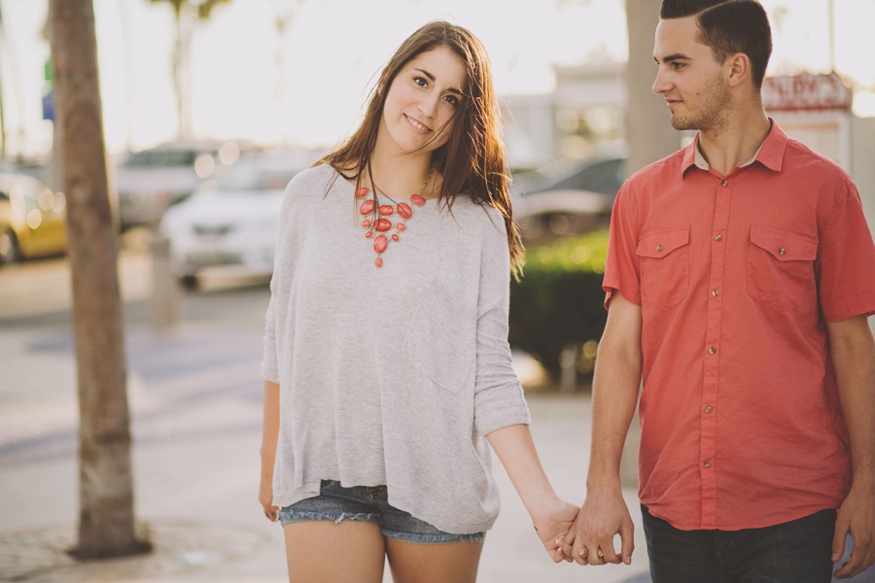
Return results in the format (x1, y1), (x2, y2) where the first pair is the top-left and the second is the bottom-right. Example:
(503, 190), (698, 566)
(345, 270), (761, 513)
(832, 553), (839, 561)
(579, 548), (586, 556)
(555, 539), (562, 546)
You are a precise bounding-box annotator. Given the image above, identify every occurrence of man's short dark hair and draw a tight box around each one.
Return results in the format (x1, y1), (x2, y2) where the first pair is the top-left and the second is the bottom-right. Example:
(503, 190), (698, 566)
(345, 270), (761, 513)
(661, 0), (773, 89)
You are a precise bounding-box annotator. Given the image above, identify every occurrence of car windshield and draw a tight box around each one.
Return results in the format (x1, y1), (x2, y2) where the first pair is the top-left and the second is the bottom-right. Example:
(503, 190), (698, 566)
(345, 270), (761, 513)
(122, 149), (204, 168)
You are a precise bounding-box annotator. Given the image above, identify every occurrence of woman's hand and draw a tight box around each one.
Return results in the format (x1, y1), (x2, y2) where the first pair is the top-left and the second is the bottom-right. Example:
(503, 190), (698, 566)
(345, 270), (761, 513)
(259, 475), (279, 522)
(532, 496), (580, 563)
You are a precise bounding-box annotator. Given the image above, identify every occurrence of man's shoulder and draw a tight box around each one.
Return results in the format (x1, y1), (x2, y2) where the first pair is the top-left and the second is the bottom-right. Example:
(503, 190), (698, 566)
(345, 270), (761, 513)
(784, 138), (853, 188)
(625, 148), (688, 190)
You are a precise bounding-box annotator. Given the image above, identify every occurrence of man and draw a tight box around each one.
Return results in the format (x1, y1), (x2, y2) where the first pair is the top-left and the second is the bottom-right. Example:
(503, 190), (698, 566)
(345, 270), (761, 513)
(563, 1), (875, 581)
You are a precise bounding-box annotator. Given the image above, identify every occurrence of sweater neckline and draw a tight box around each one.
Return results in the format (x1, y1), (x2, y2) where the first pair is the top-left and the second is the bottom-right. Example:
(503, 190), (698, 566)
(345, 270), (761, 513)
(331, 166), (440, 205)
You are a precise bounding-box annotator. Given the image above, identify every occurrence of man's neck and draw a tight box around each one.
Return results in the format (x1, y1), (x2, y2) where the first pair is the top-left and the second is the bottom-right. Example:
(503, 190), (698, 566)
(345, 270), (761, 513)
(697, 106), (771, 177)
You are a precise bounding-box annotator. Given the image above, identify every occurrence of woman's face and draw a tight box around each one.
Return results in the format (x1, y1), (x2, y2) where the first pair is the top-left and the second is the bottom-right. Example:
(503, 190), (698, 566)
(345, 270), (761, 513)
(379, 46), (467, 156)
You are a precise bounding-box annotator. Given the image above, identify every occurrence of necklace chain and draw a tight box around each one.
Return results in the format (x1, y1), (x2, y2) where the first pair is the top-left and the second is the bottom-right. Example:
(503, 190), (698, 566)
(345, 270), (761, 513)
(356, 167), (434, 268)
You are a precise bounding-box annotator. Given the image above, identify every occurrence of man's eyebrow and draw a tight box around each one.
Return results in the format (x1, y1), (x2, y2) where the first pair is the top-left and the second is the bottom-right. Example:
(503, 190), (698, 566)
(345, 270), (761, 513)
(414, 68), (462, 95)
(654, 53), (691, 64)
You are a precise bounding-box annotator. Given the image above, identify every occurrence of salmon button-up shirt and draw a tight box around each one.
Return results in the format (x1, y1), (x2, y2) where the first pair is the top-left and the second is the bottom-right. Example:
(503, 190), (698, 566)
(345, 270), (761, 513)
(603, 121), (875, 531)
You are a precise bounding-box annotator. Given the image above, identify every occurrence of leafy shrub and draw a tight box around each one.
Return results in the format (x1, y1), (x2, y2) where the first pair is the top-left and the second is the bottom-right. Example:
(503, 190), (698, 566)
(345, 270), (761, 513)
(508, 230), (610, 384)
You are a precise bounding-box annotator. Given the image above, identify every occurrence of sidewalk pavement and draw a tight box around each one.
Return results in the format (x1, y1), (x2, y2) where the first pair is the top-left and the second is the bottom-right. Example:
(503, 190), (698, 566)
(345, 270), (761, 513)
(0, 282), (651, 583)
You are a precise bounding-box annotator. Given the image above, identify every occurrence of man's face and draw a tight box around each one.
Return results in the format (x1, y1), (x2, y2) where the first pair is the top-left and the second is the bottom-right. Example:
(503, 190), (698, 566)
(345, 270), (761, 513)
(652, 16), (732, 132)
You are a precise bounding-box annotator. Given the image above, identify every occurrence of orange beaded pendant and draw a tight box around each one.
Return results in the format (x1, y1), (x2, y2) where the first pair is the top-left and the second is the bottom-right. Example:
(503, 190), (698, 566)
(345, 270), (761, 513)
(358, 168), (432, 268)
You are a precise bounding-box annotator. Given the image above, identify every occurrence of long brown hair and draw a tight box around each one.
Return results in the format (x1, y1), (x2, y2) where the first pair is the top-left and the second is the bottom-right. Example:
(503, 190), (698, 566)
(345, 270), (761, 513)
(317, 20), (524, 276)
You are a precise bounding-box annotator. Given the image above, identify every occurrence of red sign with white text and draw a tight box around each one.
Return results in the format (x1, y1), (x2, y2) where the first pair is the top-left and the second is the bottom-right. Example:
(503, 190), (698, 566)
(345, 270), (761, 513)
(762, 73), (852, 112)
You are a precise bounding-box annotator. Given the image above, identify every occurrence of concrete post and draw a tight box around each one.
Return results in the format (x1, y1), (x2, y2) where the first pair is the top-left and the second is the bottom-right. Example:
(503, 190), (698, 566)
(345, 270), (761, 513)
(149, 231), (180, 329)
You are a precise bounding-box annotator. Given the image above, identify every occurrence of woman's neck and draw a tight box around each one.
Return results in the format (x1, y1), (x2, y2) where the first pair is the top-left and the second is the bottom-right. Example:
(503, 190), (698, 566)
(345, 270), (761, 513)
(366, 133), (439, 199)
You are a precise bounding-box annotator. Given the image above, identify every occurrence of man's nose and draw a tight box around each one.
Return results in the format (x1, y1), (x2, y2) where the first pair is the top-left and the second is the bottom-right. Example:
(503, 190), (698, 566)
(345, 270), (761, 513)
(652, 67), (670, 95)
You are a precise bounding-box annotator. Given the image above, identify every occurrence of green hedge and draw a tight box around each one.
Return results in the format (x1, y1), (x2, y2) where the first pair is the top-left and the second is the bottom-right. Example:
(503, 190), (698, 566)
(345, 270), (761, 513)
(508, 230), (610, 384)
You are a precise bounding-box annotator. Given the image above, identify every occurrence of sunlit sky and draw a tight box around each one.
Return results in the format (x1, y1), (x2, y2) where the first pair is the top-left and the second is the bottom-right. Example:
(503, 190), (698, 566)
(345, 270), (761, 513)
(2, 0), (874, 157)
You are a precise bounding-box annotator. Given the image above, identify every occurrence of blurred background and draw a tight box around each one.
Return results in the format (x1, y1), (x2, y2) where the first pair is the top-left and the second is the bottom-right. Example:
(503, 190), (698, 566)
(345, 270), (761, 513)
(1, 1), (874, 582)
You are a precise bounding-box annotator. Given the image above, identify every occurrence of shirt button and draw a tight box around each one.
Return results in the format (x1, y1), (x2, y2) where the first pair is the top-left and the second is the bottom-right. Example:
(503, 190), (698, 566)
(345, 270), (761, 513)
(657, 245), (664, 252)
(708, 347), (717, 355)
(712, 290), (719, 297)
(715, 234), (723, 242)
(721, 180), (728, 187)
(705, 406), (713, 413)
(779, 248), (786, 255)
(703, 461), (712, 468)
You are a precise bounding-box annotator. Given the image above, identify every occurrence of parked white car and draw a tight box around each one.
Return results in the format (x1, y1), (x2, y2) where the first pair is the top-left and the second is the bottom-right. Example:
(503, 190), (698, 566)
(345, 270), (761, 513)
(158, 150), (320, 287)
(116, 140), (258, 228)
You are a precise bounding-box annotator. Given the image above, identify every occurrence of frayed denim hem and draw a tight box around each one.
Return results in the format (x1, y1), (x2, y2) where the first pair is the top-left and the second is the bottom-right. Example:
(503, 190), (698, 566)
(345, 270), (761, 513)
(380, 528), (485, 545)
(278, 509), (379, 527)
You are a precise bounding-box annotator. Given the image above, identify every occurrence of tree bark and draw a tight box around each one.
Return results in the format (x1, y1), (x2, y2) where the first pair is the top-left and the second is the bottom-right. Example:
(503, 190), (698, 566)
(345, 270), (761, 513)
(48, 0), (142, 558)
(624, 0), (681, 177)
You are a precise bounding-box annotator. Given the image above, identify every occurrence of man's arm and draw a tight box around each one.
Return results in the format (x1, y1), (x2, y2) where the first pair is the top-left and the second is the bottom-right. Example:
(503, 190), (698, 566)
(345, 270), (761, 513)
(565, 290), (643, 566)
(828, 315), (875, 579)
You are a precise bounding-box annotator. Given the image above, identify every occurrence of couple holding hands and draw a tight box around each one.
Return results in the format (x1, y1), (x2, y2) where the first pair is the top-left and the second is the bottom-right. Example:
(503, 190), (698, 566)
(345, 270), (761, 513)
(259, 2), (875, 581)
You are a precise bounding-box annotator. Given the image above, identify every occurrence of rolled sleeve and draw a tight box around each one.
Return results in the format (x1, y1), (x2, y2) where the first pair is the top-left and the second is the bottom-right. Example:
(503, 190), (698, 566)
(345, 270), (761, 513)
(261, 292), (280, 384)
(473, 217), (530, 436)
(603, 181), (642, 310)
(818, 178), (875, 322)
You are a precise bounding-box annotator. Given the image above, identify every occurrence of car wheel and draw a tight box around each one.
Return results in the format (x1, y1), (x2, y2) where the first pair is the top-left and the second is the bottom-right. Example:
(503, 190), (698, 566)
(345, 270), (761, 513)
(0, 228), (22, 265)
(179, 274), (199, 291)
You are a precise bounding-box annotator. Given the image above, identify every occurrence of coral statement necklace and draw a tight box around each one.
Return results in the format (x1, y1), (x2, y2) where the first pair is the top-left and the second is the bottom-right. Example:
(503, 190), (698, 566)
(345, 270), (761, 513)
(357, 168), (433, 268)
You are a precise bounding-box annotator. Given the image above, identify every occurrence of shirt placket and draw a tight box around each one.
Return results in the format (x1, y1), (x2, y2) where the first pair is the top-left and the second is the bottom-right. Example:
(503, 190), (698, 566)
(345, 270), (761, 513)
(700, 175), (731, 529)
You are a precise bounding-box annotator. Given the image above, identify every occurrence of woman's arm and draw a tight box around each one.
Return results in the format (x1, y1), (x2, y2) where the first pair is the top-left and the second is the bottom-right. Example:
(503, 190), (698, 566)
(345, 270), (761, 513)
(487, 424), (578, 563)
(259, 380), (280, 521)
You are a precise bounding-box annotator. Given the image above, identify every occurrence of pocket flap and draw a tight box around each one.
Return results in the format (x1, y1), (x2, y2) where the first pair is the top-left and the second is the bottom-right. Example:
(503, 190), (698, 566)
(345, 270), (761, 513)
(636, 227), (690, 259)
(750, 227), (818, 262)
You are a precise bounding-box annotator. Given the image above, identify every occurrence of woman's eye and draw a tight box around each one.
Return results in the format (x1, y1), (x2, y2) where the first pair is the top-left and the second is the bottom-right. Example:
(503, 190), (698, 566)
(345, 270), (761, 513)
(414, 76), (428, 87)
(443, 94), (459, 106)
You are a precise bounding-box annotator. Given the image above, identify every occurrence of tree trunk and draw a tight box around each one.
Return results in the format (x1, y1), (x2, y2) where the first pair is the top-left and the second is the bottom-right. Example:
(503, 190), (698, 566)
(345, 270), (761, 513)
(620, 0), (680, 490)
(48, 0), (143, 559)
(624, 0), (681, 177)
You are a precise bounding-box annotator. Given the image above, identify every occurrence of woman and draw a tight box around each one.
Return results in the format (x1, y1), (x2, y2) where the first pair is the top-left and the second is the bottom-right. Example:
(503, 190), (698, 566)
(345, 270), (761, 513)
(259, 21), (576, 583)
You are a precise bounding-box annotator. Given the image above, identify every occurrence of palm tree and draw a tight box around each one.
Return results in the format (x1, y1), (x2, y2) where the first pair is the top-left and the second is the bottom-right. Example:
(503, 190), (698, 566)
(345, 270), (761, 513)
(48, 0), (147, 558)
(624, 0), (680, 176)
(148, 0), (232, 139)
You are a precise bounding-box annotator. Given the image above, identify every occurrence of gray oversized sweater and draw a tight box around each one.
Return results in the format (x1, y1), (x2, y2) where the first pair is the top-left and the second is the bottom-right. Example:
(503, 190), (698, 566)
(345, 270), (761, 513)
(262, 164), (530, 534)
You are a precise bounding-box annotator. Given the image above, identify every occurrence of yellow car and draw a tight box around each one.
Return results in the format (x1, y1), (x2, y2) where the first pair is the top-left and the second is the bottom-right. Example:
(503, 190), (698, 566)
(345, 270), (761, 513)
(0, 173), (67, 264)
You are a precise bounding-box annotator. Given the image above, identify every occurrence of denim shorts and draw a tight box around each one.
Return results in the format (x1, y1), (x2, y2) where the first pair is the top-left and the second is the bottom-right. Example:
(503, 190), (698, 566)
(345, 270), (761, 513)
(278, 480), (485, 545)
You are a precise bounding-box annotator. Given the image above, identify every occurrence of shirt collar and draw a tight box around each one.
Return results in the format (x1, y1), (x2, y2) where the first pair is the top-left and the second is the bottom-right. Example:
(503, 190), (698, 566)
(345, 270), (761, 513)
(681, 118), (787, 177)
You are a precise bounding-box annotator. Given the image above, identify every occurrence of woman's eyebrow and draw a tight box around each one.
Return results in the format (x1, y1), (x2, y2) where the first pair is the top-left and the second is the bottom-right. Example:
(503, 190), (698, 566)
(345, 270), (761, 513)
(414, 68), (462, 95)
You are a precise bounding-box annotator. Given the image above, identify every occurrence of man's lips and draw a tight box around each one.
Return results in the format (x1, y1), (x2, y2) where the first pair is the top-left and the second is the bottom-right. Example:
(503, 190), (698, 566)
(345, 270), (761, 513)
(665, 99), (683, 110)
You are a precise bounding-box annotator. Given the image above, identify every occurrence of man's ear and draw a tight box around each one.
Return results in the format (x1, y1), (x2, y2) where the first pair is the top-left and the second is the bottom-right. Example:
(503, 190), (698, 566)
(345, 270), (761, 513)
(726, 52), (751, 89)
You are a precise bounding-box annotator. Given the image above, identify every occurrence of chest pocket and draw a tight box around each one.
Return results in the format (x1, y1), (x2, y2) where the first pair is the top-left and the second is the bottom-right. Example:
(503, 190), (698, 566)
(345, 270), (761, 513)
(636, 227), (690, 310)
(747, 226), (818, 312)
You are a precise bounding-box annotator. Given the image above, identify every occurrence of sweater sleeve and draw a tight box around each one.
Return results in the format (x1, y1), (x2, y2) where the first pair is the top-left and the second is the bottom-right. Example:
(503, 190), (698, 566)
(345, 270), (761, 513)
(473, 211), (531, 435)
(261, 287), (280, 384)
(261, 172), (308, 385)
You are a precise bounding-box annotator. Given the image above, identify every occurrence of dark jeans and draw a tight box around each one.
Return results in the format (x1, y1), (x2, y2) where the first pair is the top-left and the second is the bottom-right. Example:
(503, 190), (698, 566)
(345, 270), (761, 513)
(642, 505), (836, 583)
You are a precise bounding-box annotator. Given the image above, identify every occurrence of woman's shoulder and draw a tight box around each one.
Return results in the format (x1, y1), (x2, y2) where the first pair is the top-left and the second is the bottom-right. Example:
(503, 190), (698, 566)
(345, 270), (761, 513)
(446, 196), (507, 237)
(284, 164), (339, 197)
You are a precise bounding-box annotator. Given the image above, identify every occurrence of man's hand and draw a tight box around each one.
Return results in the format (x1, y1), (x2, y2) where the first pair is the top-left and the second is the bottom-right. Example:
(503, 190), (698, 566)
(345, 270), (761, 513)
(833, 481), (875, 578)
(564, 484), (634, 566)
